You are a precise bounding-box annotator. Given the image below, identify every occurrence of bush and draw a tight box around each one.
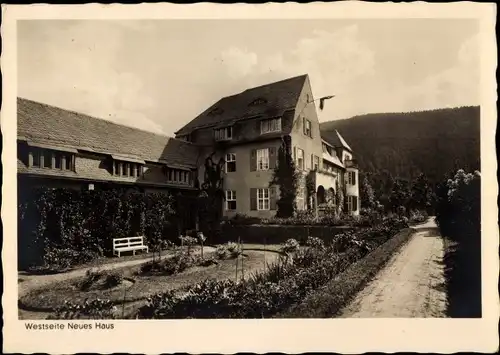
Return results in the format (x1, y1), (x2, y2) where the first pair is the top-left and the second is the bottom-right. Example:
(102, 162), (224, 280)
(280, 238), (300, 255)
(77, 269), (105, 291)
(18, 187), (177, 270)
(103, 271), (124, 288)
(136, 219), (407, 319)
(409, 210), (428, 223)
(48, 299), (116, 320)
(435, 169), (481, 317)
(227, 214), (262, 226)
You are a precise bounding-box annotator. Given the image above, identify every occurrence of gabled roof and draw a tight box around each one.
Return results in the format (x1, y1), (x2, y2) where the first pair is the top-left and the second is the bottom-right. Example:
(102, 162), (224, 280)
(17, 98), (200, 168)
(175, 74), (308, 135)
(322, 129), (353, 152)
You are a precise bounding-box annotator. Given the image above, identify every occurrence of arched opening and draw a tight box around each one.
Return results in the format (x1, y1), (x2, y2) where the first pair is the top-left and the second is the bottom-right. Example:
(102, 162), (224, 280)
(317, 185), (326, 205)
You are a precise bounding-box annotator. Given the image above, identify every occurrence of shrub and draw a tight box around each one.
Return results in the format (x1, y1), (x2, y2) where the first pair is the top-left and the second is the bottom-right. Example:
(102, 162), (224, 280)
(228, 214), (262, 225)
(18, 188), (177, 270)
(226, 242), (242, 258)
(409, 210), (428, 223)
(103, 271), (124, 288)
(77, 269), (105, 291)
(137, 219), (407, 319)
(305, 236), (325, 250)
(48, 299), (116, 320)
(280, 238), (300, 255)
(215, 245), (228, 260)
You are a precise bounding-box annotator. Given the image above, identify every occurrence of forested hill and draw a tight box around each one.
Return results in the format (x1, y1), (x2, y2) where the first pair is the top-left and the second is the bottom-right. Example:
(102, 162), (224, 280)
(320, 106), (480, 183)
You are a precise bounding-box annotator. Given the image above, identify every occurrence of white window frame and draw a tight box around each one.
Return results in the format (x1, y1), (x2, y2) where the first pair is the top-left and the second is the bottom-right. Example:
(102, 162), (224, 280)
(215, 126), (233, 141)
(225, 153), (236, 172)
(257, 148), (270, 171)
(226, 190), (237, 210)
(257, 188), (270, 210)
(296, 148), (304, 170)
(260, 117), (282, 134)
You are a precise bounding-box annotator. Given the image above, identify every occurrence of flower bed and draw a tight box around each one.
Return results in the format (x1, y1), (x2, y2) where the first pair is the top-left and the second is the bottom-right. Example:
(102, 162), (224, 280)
(136, 217), (409, 319)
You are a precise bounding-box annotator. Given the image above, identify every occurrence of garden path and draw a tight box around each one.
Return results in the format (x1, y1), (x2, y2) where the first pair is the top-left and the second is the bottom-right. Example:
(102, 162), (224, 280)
(18, 247), (215, 297)
(339, 217), (447, 318)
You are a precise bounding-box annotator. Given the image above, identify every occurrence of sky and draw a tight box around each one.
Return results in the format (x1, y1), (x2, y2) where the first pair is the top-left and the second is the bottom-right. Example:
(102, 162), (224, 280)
(18, 19), (479, 136)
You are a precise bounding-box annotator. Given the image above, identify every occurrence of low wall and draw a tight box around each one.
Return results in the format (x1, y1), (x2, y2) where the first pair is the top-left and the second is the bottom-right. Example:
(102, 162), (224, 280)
(216, 224), (356, 245)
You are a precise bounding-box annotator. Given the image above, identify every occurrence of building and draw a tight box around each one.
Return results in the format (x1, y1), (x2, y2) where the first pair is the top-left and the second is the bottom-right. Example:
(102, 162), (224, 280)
(17, 74), (359, 219)
(175, 74), (360, 217)
(17, 97), (200, 195)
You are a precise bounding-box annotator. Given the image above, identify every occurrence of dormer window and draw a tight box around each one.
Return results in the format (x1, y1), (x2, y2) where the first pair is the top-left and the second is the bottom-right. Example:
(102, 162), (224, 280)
(260, 117), (282, 134)
(208, 107), (224, 116)
(249, 98), (267, 106)
(214, 126), (232, 141)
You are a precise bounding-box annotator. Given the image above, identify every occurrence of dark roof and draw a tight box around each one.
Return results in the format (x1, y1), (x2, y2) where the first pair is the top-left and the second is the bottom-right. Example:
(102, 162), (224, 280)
(17, 98), (200, 168)
(175, 74), (308, 135)
(322, 130), (353, 152)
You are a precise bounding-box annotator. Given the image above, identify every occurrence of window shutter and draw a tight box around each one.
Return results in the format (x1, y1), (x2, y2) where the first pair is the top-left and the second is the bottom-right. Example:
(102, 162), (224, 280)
(352, 172), (356, 185)
(311, 154), (314, 170)
(250, 149), (257, 172)
(302, 117), (306, 134)
(353, 196), (358, 211)
(250, 188), (257, 210)
(310, 121), (313, 138)
(293, 146), (297, 162)
(270, 187), (277, 210)
(269, 147), (277, 169)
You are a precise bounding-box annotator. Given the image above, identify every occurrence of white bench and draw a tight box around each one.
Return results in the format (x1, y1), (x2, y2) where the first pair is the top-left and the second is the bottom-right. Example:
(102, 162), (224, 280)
(113, 236), (149, 257)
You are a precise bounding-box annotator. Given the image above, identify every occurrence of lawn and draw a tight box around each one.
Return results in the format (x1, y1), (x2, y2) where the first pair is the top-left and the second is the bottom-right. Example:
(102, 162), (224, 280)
(19, 248), (281, 319)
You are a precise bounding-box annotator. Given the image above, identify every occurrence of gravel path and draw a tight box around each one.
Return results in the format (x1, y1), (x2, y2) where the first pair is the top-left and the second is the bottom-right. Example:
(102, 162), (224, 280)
(339, 217), (447, 318)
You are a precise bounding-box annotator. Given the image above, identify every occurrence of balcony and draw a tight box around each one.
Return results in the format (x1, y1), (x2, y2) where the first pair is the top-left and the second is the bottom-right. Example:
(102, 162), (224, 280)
(312, 168), (338, 191)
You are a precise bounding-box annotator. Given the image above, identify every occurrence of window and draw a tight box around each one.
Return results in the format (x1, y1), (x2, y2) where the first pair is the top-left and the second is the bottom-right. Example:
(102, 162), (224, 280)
(257, 188), (270, 210)
(303, 118), (312, 138)
(113, 161), (142, 177)
(226, 190), (237, 210)
(257, 148), (270, 171)
(260, 117), (282, 134)
(225, 153), (236, 172)
(347, 171), (356, 185)
(249, 98), (267, 106)
(214, 127), (232, 141)
(347, 196), (358, 212)
(296, 148), (304, 170)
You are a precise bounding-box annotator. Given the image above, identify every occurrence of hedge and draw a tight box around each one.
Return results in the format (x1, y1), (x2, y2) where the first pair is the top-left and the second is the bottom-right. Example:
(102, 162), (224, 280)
(435, 169), (481, 317)
(18, 187), (184, 270)
(216, 224), (356, 245)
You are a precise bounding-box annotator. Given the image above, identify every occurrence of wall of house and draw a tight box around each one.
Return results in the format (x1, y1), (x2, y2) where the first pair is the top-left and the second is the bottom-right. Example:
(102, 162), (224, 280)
(289, 75), (325, 209)
(195, 138), (283, 219)
(346, 167), (360, 216)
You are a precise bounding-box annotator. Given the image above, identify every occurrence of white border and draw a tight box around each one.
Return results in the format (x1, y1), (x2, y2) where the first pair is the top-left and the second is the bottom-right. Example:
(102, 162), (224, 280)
(2, 3), (498, 353)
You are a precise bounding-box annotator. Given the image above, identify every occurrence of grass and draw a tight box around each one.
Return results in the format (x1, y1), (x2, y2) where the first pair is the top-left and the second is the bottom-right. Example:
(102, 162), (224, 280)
(278, 228), (416, 318)
(21, 246), (202, 275)
(19, 249), (281, 317)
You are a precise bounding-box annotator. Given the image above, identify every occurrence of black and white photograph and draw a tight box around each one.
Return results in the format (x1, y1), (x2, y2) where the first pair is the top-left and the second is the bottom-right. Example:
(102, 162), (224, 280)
(2, 2), (498, 354)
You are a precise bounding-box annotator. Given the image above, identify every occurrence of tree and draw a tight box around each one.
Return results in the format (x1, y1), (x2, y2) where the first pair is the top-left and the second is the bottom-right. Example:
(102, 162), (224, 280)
(335, 179), (344, 216)
(389, 178), (411, 214)
(360, 174), (376, 209)
(409, 172), (432, 212)
(269, 137), (300, 218)
(197, 153), (226, 243)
